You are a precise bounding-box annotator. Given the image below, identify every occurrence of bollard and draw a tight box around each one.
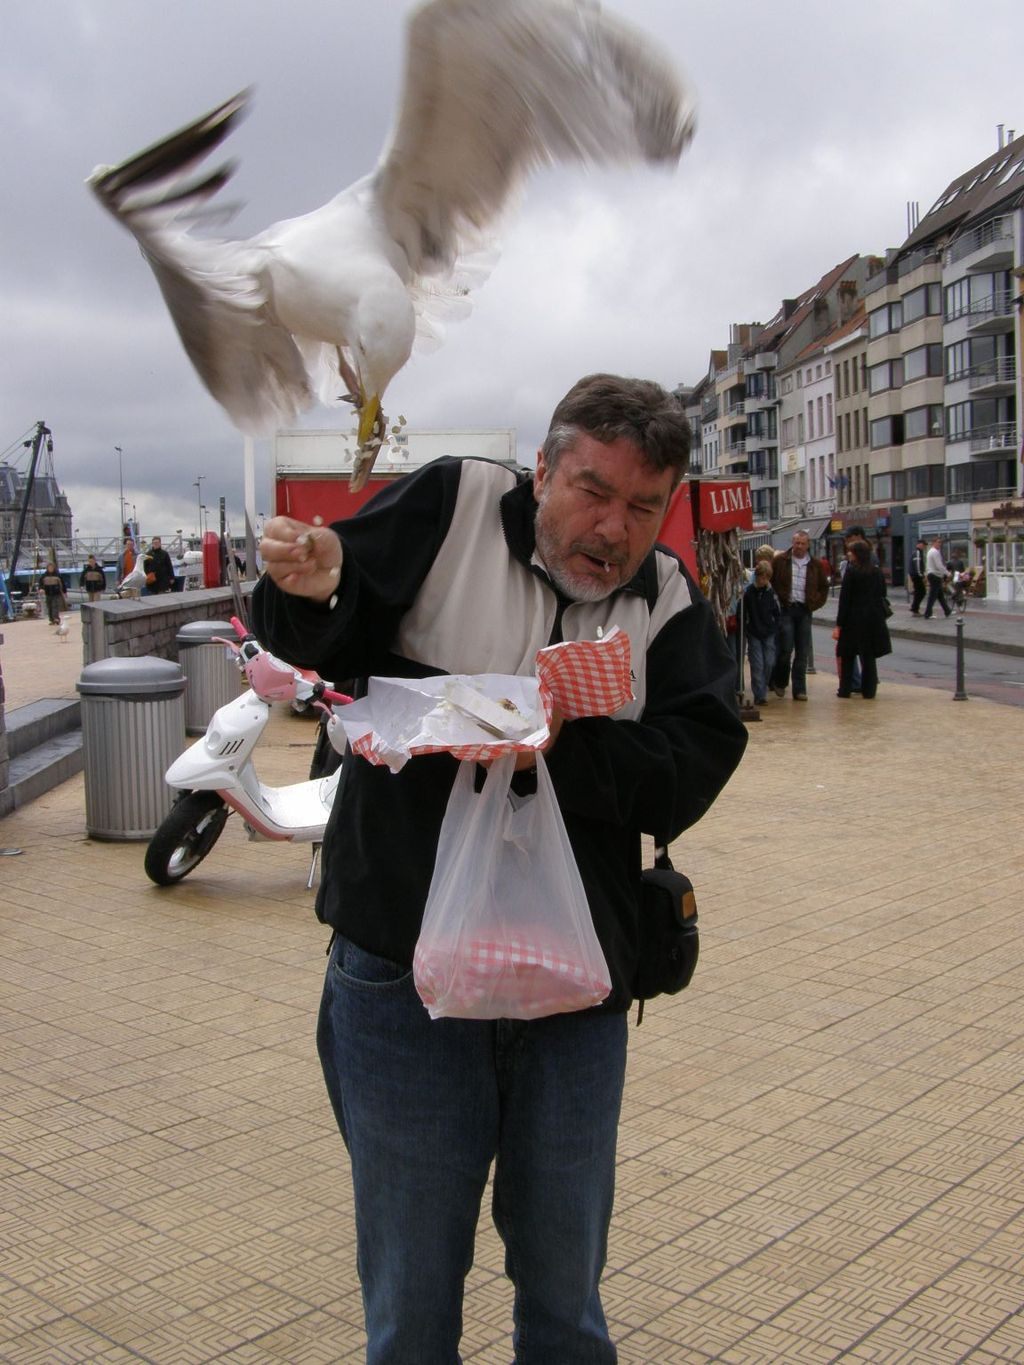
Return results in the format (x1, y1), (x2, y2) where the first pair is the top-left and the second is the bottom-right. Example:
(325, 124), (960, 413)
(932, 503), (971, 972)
(952, 610), (968, 701)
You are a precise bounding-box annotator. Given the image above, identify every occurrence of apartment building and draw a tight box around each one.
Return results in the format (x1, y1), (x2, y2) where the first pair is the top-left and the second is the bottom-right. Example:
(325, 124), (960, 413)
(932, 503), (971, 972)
(860, 131), (1024, 588)
(828, 307), (871, 522)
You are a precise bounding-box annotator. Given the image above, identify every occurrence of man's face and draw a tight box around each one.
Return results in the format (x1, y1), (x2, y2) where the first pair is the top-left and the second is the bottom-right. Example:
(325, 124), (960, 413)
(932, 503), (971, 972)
(792, 533), (810, 557)
(533, 433), (674, 602)
(152, 537), (161, 550)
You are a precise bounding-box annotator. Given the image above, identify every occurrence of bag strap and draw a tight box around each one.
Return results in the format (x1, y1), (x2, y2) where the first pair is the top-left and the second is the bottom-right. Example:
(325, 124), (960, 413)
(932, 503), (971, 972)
(652, 843), (673, 872)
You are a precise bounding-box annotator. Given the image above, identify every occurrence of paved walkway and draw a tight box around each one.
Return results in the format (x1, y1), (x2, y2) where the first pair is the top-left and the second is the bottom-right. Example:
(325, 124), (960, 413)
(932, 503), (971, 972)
(1, 614), (1023, 1362)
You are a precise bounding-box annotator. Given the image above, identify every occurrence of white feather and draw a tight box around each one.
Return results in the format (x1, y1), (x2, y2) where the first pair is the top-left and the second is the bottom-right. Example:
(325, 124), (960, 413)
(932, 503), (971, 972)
(88, 0), (696, 477)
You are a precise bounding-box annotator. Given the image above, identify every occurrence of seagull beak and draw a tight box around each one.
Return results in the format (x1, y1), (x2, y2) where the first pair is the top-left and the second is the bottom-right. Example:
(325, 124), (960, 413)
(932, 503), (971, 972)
(357, 393), (381, 447)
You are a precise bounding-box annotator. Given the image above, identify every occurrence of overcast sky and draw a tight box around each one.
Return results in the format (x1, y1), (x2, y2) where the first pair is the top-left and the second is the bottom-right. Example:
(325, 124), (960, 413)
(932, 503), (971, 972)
(3, 0), (1023, 543)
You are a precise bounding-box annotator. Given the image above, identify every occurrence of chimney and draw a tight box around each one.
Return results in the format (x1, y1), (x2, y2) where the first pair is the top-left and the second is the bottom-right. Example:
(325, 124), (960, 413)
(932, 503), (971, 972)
(782, 298), (798, 320)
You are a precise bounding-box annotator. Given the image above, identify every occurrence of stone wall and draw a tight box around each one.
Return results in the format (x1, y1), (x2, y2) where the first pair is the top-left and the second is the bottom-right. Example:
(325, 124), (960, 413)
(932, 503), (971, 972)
(0, 632), (8, 803)
(80, 586), (255, 666)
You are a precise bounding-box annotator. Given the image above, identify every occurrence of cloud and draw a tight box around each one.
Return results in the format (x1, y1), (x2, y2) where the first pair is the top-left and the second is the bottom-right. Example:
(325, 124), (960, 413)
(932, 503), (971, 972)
(2, 0), (1023, 536)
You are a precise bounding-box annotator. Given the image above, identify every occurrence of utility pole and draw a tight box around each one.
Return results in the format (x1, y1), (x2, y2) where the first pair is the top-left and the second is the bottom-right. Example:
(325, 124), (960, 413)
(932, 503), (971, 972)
(10, 421), (51, 580)
(194, 475), (206, 541)
(115, 446), (125, 529)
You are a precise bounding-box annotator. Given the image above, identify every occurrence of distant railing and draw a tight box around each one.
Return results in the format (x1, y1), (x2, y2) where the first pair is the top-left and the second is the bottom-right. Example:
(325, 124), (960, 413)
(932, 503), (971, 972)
(968, 357), (1016, 389)
(946, 217), (1014, 267)
(946, 484), (1016, 505)
(968, 423), (1018, 453)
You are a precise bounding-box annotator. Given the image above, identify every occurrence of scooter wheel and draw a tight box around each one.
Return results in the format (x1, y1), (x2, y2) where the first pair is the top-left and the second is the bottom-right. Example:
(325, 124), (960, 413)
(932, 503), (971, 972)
(145, 792), (230, 886)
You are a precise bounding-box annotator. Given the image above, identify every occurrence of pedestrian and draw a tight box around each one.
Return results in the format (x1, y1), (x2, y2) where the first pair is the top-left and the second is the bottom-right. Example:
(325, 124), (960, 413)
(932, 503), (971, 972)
(253, 372), (748, 1363)
(742, 560), (781, 706)
(38, 561), (67, 624)
(923, 534), (952, 619)
(142, 536), (176, 593)
(832, 540), (892, 699)
(79, 555), (107, 602)
(119, 526), (136, 579)
(908, 537), (927, 615)
(769, 529), (830, 701)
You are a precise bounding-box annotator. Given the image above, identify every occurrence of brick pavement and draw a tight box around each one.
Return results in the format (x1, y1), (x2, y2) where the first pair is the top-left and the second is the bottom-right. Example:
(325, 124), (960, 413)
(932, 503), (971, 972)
(1, 614), (1023, 1362)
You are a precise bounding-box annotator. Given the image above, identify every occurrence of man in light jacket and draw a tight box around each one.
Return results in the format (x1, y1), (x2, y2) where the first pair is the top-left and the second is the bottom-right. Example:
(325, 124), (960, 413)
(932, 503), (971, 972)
(770, 529), (830, 700)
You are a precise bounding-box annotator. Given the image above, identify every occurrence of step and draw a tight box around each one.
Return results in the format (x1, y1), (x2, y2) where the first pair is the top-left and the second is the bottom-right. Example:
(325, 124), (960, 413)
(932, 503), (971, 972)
(6, 698), (82, 758)
(2, 730), (84, 814)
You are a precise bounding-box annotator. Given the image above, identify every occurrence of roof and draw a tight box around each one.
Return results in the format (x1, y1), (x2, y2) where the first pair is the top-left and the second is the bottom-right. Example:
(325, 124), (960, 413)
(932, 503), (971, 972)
(751, 255), (860, 353)
(900, 130), (1024, 255)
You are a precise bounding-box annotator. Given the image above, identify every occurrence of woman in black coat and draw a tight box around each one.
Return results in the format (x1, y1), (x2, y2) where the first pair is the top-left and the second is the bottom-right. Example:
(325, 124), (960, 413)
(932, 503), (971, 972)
(832, 541), (891, 699)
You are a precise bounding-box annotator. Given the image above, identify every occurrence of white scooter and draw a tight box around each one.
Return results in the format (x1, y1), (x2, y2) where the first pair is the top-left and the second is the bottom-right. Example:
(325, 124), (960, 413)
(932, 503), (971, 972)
(144, 618), (351, 887)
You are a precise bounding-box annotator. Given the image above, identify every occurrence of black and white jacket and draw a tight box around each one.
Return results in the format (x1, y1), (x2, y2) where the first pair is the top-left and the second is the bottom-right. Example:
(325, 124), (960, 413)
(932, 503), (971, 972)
(253, 457), (747, 1010)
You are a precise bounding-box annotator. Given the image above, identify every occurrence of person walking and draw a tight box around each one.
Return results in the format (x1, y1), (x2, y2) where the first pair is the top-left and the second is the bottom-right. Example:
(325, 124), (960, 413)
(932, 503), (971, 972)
(38, 562), (67, 624)
(923, 535), (951, 619)
(832, 541), (892, 699)
(79, 555), (107, 602)
(253, 373), (748, 1363)
(908, 538), (927, 615)
(742, 560), (781, 706)
(770, 530), (830, 701)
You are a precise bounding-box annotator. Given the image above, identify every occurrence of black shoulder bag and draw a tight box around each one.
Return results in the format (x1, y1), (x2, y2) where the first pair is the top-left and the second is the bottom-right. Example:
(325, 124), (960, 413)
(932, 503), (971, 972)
(633, 844), (699, 1024)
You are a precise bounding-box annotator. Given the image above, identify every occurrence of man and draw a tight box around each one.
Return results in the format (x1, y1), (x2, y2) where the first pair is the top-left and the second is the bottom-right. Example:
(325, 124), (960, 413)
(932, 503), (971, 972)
(770, 529), (830, 700)
(909, 537), (927, 615)
(79, 555), (107, 602)
(254, 374), (747, 1363)
(923, 534), (951, 619)
(142, 536), (175, 593)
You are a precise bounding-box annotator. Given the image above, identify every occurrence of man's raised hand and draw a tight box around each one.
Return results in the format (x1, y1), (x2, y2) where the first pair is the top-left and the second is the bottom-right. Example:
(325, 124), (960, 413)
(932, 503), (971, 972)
(260, 516), (343, 602)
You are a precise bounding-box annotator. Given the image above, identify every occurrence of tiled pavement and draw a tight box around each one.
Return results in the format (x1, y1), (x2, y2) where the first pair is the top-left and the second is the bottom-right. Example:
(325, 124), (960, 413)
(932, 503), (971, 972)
(1, 614), (1023, 1362)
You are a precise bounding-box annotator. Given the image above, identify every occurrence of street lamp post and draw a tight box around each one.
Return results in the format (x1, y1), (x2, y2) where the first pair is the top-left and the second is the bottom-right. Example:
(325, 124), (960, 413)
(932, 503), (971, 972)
(115, 446), (125, 529)
(194, 475), (206, 542)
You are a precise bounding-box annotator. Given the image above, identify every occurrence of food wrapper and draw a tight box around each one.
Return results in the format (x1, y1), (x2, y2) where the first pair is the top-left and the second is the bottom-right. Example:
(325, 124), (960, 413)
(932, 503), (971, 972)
(334, 627), (632, 772)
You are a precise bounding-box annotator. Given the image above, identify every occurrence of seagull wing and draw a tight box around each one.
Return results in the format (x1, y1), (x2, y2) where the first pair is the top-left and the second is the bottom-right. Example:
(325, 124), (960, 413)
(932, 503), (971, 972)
(88, 91), (314, 435)
(372, 0), (696, 277)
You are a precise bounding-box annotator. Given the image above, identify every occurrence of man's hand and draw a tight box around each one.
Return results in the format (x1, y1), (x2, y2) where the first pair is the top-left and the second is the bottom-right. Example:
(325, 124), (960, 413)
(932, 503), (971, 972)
(260, 516), (343, 602)
(493, 704), (565, 772)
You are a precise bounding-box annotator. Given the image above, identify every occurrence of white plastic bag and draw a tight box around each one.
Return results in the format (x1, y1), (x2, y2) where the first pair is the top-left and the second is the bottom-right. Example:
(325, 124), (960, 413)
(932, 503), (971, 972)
(413, 754), (611, 1020)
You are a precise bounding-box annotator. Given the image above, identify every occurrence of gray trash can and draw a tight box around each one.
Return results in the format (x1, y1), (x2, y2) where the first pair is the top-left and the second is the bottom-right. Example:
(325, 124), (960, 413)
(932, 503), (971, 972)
(77, 656), (186, 841)
(176, 620), (240, 734)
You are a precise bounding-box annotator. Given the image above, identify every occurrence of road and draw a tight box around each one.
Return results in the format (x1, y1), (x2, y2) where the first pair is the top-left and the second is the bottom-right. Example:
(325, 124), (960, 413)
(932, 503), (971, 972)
(810, 619), (1024, 708)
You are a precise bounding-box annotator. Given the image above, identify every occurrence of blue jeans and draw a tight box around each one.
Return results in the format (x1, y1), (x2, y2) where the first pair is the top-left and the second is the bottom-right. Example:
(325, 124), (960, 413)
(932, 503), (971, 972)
(746, 634), (777, 703)
(318, 934), (628, 1364)
(772, 603), (812, 696)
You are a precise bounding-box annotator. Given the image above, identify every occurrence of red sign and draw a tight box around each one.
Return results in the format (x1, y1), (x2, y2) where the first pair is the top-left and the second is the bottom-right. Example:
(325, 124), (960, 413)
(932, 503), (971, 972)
(697, 481), (754, 532)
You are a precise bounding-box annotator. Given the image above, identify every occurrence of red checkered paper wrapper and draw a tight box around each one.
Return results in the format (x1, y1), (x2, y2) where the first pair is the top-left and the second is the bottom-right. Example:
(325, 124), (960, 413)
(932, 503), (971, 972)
(414, 933), (610, 1020)
(336, 627), (632, 772)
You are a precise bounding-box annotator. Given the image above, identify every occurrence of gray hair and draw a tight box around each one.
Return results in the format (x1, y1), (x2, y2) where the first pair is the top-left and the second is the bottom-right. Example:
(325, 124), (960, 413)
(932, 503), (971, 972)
(541, 374), (691, 486)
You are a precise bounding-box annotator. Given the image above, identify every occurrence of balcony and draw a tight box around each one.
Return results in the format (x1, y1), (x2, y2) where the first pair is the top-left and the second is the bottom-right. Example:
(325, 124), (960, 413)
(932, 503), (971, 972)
(966, 291), (1015, 334)
(946, 484), (1016, 506)
(968, 356), (1017, 395)
(946, 217), (1015, 272)
(968, 422), (1018, 454)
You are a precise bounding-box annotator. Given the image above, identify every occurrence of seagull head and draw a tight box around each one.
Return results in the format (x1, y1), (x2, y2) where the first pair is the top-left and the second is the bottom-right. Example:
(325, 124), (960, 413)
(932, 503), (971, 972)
(353, 285), (417, 446)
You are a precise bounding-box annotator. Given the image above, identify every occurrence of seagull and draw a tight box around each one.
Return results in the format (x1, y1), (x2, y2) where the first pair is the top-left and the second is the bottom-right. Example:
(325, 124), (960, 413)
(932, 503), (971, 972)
(88, 0), (696, 490)
(55, 615), (70, 642)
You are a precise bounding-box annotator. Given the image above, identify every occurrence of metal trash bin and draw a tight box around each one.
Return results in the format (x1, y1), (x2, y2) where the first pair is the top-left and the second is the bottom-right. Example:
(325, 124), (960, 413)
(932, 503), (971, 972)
(176, 620), (239, 735)
(77, 656), (186, 841)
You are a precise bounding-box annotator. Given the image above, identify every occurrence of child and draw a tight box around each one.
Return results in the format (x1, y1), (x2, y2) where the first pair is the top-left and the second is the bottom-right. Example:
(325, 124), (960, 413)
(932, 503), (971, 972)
(742, 560), (781, 706)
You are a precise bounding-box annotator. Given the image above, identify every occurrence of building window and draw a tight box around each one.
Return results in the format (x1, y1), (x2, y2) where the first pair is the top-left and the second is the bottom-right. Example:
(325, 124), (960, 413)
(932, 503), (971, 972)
(869, 358), (904, 394)
(904, 405), (944, 441)
(870, 414), (905, 449)
(807, 402), (814, 440)
(868, 301), (903, 338)
(903, 344), (943, 383)
(901, 283), (941, 323)
(817, 396), (824, 436)
(904, 464), (945, 498)
(826, 393), (834, 434)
